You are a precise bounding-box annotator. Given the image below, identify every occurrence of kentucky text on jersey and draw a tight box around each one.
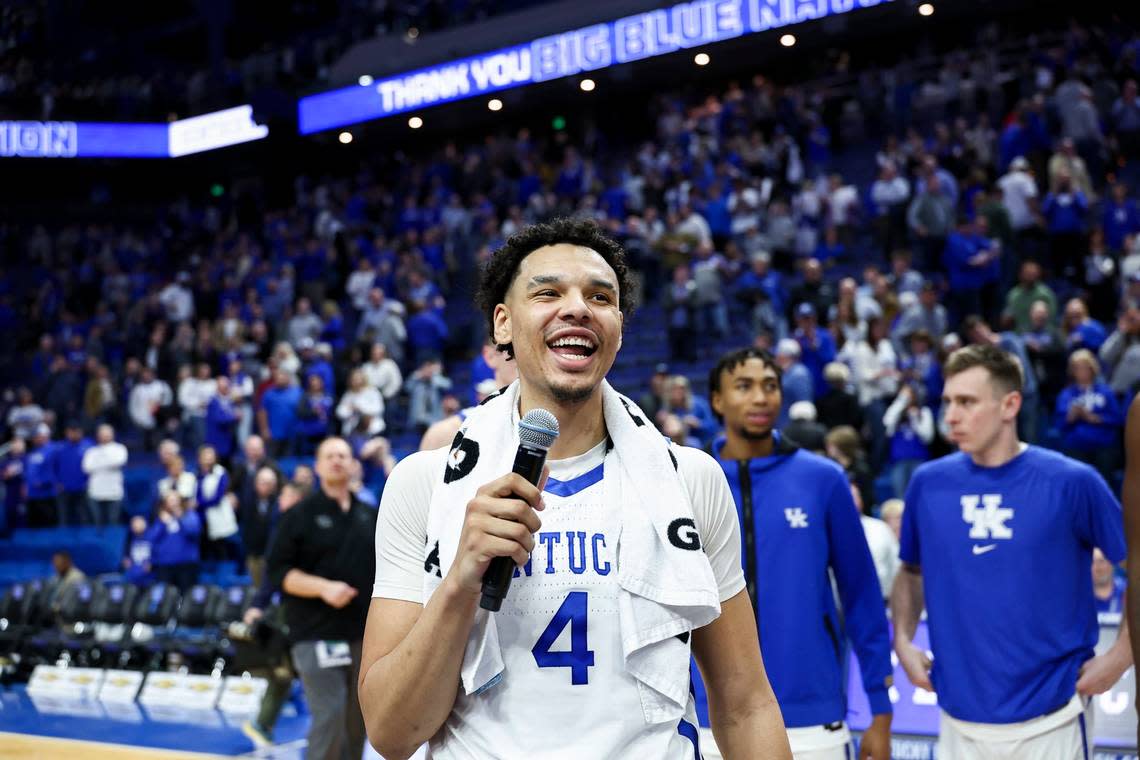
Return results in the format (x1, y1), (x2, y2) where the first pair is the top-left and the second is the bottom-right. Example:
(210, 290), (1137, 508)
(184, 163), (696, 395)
(513, 531), (612, 578)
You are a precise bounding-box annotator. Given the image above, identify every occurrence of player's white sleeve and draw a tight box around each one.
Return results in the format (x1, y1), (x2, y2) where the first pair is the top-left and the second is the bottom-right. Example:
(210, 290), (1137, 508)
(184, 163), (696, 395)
(675, 446), (747, 603)
(373, 448), (448, 602)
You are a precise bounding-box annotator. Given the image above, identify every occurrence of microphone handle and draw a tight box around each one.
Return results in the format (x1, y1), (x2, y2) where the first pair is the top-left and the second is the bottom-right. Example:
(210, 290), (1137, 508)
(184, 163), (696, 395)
(479, 443), (548, 611)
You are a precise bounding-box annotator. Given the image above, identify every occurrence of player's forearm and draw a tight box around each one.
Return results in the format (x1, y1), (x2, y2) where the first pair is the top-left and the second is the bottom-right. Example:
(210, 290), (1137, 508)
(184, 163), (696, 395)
(360, 578), (480, 759)
(709, 690), (792, 760)
(281, 568), (333, 598)
(890, 569), (924, 645)
(1111, 598), (1134, 668)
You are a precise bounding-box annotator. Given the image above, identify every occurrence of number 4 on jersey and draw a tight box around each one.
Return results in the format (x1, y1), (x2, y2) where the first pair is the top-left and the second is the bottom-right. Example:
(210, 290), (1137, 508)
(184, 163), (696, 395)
(532, 591), (595, 685)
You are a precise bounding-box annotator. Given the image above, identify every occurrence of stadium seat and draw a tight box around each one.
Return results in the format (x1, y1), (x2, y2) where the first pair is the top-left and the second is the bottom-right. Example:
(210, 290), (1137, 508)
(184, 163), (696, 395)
(83, 581), (140, 669)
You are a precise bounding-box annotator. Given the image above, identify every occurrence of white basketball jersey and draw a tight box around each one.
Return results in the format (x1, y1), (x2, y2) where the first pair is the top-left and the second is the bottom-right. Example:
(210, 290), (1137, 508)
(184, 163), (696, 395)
(429, 441), (704, 759)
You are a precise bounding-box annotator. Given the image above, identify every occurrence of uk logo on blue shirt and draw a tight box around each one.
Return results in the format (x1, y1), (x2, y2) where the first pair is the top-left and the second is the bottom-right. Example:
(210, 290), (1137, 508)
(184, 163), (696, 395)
(961, 494), (1014, 542)
(784, 508), (809, 528)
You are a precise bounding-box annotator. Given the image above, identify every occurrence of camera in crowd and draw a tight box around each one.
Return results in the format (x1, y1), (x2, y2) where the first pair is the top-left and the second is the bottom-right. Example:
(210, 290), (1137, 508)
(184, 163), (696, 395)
(226, 610), (290, 670)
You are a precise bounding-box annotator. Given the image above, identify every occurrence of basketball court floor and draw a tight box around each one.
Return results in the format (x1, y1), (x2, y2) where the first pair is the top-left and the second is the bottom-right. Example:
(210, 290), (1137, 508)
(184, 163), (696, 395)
(0, 684), (308, 759)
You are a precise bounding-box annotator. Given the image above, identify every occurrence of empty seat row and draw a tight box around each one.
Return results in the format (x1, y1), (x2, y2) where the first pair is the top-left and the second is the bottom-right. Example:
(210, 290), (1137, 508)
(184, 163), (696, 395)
(0, 578), (257, 683)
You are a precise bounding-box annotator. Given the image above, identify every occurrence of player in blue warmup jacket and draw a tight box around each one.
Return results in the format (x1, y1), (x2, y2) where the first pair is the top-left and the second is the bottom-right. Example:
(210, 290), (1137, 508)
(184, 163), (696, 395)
(696, 347), (893, 760)
(893, 343), (1131, 759)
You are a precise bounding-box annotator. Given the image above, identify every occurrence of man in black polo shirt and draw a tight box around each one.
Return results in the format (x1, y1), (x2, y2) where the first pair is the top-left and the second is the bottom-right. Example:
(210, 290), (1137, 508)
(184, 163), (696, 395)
(266, 436), (375, 760)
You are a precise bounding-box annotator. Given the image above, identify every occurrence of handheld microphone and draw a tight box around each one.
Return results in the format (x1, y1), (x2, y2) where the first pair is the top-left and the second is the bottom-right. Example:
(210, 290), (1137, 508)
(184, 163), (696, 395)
(480, 408), (559, 612)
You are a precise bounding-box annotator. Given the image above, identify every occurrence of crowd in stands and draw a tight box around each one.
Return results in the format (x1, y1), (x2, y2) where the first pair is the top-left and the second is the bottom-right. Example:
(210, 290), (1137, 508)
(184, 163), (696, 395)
(0, 0), (552, 122)
(1, 16), (1139, 606)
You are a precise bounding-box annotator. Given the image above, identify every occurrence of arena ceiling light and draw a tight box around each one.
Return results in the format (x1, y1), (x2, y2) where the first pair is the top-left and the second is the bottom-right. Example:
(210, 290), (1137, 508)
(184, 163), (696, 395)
(358, 75), (373, 86)
(780, 34), (796, 47)
(338, 131), (353, 144)
(408, 116), (424, 129)
(580, 79), (596, 92)
(918, 3), (934, 16)
(694, 53), (710, 66)
(488, 98), (503, 111)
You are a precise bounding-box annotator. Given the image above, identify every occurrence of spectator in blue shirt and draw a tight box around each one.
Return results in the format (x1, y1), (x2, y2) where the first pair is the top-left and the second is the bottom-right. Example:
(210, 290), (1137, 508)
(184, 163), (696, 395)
(663, 265), (698, 364)
(206, 375), (240, 467)
(1056, 349), (1124, 485)
(899, 330), (944, 417)
(123, 515), (154, 586)
(1105, 183), (1140, 253)
(1041, 172), (1089, 277)
(1062, 297), (1108, 355)
(319, 301), (346, 353)
(883, 384), (935, 498)
(146, 490), (201, 591)
(24, 423), (59, 528)
(813, 226), (847, 267)
(406, 300), (449, 369)
(793, 303), (837, 399)
(300, 341), (336, 399)
(998, 107), (1031, 173)
(774, 338), (813, 427)
(54, 421), (91, 526)
(943, 217), (1002, 325)
(258, 369), (302, 459)
(296, 373), (334, 456)
(735, 251), (787, 337)
(696, 182), (732, 245)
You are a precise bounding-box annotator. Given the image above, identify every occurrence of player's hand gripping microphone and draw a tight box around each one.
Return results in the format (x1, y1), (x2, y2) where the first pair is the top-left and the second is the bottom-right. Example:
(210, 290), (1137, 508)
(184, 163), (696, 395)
(479, 408), (559, 612)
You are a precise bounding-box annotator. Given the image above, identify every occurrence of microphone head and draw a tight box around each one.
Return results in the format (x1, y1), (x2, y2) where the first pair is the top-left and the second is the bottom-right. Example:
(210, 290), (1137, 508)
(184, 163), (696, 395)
(519, 408), (559, 451)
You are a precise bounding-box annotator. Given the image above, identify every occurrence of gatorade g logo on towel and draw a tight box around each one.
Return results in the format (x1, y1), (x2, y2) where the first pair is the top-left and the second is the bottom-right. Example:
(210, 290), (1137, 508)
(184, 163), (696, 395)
(667, 517), (701, 551)
(444, 432), (479, 484)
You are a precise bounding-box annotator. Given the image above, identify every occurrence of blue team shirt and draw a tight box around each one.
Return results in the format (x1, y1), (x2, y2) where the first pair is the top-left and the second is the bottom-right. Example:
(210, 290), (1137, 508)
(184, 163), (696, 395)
(899, 446), (1125, 724)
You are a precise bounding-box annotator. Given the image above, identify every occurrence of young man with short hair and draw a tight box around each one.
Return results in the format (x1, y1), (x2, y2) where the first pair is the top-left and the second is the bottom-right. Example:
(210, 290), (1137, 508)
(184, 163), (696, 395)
(360, 219), (790, 759)
(703, 347), (893, 760)
(893, 343), (1131, 758)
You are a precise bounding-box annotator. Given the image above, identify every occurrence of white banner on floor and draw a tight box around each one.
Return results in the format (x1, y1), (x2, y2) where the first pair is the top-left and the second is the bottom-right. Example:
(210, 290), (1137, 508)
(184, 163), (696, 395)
(138, 672), (222, 709)
(27, 665), (104, 701)
(216, 675), (268, 715)
(97, 668), (144, 703)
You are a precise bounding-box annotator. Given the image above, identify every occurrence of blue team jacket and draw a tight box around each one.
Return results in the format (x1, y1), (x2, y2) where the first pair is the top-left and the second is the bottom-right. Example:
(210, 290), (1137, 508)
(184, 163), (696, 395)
(695, 434), (893, 728)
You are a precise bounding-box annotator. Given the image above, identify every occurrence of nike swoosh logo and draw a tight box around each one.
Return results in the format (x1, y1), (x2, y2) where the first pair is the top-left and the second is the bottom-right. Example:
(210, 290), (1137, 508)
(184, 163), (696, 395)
(972, 544), (997, 555)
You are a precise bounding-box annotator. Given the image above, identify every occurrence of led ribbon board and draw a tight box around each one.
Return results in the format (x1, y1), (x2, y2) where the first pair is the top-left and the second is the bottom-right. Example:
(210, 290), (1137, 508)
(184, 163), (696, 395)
(298, 0), (891, 134)
(0, 105), (268, 159)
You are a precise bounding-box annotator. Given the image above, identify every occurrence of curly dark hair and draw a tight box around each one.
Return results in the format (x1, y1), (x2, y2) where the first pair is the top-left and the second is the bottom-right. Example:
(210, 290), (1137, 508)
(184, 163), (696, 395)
(474, 217), (637, 358)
